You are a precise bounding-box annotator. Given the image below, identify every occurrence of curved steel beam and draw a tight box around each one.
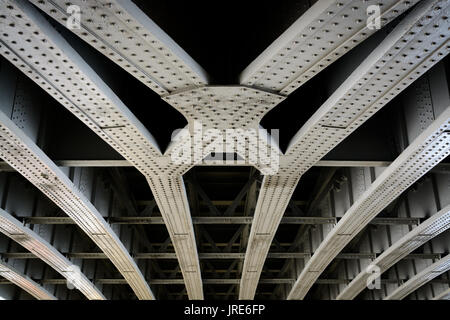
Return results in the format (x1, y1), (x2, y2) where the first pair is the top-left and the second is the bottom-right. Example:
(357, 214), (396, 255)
(239, 0), (420, 94)
(0, 0), (203, 299)
(241, 0), (450, 299)
(26, 0), (433, 301)
(337, 205), (450, 300)
(385, 254), (450, 300)
(0, 100), (152, 298)
(0, 208), (103, 300)
(287, 106), (450, 299)
(433, 287), (450, 300)
(30, 0), (208, 95)
(0, 260), (56, 300)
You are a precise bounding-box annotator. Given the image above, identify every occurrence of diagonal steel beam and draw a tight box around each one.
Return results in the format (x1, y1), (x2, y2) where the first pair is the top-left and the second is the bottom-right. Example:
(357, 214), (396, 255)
(0, 84), (152, 299)
(30, 0), (208, 95)
(0, 208), (104, 300)
(385, 254), (450, 300)
(0, 259), (56, 300)
(224, 225), (246, 253)
(187, 175), (221, 217)
(270, 168), (338, 299)
(223, 173), (259, 216)
(337, 204), (450, 300)
(14, 0), (448, 301)
(240, 0), (450, 299)
(147, 176), (203, 298)
(240, 0), (420, 94)
(288, 106), (450, 299)
(0, 0), (200, 299)
(1, 0), (288, 299)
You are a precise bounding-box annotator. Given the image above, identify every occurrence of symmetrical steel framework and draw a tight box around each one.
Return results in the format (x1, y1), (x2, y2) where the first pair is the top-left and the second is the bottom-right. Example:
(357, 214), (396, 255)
(0, 0), (448, 300)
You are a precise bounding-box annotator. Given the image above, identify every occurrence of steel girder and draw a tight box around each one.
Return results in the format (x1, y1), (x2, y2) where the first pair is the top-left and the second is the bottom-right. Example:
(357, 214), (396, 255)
(11, 0), (433, 300)
(336, 205), (450, 300)
(385, 254), (450, 300)
(287, 106), (450, 299)
(240, 0), (421, 94)
(1, 160), (449, 169)
(0, 75), (153, 301)
(0, 0), (195, 299)
(0, 259), (56, 300)
(8, 0), (283, 299)
(0, 208), (104, 300)
(19, 216), (421, 226)
(240, 0), (450, 299)
(30, 0), (208, 94)
(5, 277), (447, 286)
(25, 0), (425, 300)
(1, 0), (448, 301)
(433, 287), (450, 300)
(3, 251), (443, 261)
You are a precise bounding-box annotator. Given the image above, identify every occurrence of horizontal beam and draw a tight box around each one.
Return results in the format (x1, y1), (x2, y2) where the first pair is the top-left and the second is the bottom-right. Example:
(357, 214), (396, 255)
(0, 278), (295, 285)
(2, 160), (450, 170)
(2, 252), (441, 261)
(20, 216), (419, 226)
(137, 200), (307, 206)
(1, 278), (446, 286)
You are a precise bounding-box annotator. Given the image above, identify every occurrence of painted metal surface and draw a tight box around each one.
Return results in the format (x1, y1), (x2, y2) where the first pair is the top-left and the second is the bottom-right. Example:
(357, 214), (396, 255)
(0, 259), (56, 300)
(336, 205), (450, 299)
(0, 208), (103, 300)
(242, 0), (450, 299)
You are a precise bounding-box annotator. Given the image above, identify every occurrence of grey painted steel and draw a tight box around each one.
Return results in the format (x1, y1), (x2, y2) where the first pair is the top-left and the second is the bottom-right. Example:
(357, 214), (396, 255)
(0, 0), (192, 299)
(0, 260), (56, 300)
(240, 0), (420, 94)
(0, 67), (152, 302)
(0, 208), (104, 300)
(385, 254), (450, 300)
(24, 0), (424, 300)
(20, 216), (419, 226)
(2, 160), (448, 169)
(30, 0), (208, 95)
(241, 0), (450, 299)
(433, 287), (450, 300)
(337, 205), (450, 299)
(288, 107), (450, 299)
(0, 0), (448, 301)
